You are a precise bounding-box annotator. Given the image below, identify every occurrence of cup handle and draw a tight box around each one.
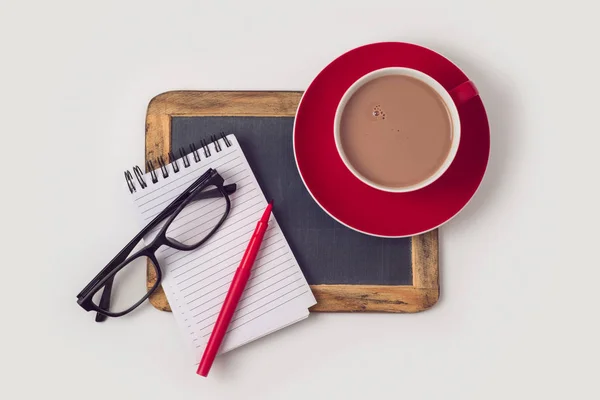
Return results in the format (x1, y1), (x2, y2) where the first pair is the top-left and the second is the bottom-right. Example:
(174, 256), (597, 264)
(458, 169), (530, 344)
(448, 80), (479, 107)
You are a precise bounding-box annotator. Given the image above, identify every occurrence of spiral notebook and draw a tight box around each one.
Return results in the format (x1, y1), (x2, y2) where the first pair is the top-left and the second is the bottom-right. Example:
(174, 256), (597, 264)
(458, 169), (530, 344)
(124, 133), (316, 363)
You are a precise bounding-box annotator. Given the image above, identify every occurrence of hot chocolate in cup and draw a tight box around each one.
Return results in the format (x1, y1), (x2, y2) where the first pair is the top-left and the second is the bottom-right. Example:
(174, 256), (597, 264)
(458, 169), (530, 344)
(334, 67), (477, 193)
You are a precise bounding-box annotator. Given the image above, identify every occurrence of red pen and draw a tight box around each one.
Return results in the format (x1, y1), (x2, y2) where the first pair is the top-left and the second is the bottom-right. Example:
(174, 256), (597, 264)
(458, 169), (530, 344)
(196, 200), (273, 377)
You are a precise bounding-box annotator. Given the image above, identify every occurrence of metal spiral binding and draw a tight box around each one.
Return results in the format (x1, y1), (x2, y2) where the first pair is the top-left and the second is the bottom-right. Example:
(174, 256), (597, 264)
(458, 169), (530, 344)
(157, 156), (169, 178)
(146, 160), (158, 183)
(179, 148), (191, 168)
(124, 132), (231, 193)
(168, 151), (180, 173)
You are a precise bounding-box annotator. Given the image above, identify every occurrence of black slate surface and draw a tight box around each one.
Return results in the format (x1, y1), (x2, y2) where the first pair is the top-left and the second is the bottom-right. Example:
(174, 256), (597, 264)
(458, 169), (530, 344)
(171, 116), (412, 285)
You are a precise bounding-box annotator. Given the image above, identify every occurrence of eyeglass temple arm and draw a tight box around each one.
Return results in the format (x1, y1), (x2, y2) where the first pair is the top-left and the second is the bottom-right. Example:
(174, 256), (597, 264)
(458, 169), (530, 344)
(87, 173), (216, 321)
(93, 183), (237, 322)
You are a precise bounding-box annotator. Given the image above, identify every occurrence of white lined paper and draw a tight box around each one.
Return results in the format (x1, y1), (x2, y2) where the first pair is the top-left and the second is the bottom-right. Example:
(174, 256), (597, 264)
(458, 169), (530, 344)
(128, 134), (316, 362)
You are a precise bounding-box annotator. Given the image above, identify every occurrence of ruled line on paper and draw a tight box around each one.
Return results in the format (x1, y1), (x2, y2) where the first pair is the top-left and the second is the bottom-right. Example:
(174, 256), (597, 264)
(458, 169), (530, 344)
(133, 149), (238, 202)
(196, 280), (304, 331)
(133, 146), (239, 199)
(142, 175), (253, 222)
(139, 180), (258, 243)
(137, 154), (241, 210)
(177, 235), (282, 291)
(167, 225), (277, 274)
(136, 156), (242, 206)
(164, 207), (275, 268)
(183, 258), (294, 305)
(196, 290), (310, 345)
(194, 275), (303, 323)
(183, 256), (292, 306)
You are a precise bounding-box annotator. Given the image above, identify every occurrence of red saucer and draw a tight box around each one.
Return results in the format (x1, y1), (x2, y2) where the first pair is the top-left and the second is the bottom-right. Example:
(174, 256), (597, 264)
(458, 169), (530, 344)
(293, 42), (490, 237)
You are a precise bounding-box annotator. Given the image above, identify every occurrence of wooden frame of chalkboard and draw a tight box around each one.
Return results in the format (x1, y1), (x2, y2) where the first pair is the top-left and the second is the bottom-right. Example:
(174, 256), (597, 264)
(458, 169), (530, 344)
(144, 91), (439, 313)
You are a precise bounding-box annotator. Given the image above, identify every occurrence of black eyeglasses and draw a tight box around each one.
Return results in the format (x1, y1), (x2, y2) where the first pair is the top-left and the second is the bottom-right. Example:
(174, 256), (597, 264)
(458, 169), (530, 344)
(77, 168), (235, 322)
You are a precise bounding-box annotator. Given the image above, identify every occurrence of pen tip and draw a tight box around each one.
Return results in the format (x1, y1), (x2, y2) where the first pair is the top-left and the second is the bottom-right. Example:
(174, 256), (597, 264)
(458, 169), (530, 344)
(269, 199), (274, 205)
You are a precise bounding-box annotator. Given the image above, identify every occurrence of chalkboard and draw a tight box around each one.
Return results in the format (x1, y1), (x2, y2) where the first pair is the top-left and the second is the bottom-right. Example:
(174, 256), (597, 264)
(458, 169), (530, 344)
(144, 91), (439, 313)
(171, 116), (412, 285)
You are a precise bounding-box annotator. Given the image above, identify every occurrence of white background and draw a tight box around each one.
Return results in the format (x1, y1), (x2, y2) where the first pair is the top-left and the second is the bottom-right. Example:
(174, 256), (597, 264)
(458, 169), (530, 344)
(1, 1), (599, 399)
